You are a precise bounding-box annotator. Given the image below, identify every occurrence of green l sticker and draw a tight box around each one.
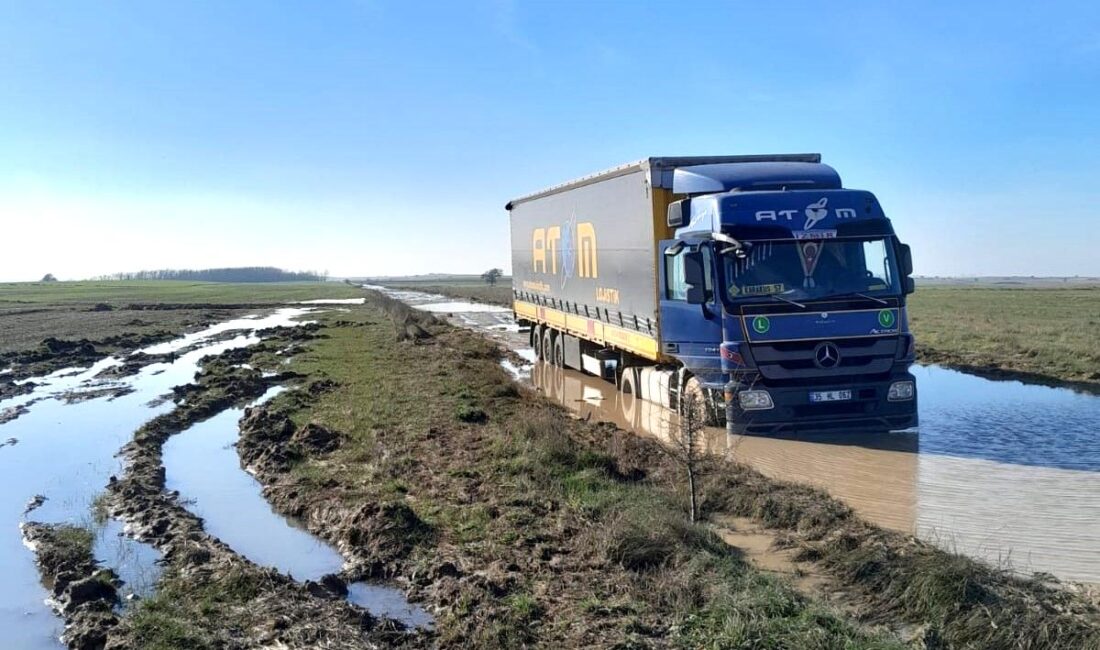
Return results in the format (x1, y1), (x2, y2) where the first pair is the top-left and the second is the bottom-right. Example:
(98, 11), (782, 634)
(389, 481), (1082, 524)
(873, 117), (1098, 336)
(878, 309), (896, 328)
(752, 316), (770, 334)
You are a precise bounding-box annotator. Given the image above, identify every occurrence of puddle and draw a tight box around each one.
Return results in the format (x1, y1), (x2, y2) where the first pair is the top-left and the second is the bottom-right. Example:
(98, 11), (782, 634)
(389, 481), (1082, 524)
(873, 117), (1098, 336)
(297, 298), (366, 305)
(164, 387), (434, 627)
(348, 582), (434, 630)
(367, 286), (1100, 584)
(0, 307), (316, 649)
(413, 301), (510, 314)
(164, 388), (347, 581)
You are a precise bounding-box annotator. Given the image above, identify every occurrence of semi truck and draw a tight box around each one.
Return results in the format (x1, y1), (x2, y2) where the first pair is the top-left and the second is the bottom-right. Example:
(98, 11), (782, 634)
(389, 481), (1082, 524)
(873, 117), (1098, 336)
(507, 154), (918, 434)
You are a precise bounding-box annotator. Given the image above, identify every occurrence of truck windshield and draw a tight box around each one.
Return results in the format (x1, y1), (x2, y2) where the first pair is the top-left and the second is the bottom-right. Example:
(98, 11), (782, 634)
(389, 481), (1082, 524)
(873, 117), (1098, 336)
(723, 237), (900, 302)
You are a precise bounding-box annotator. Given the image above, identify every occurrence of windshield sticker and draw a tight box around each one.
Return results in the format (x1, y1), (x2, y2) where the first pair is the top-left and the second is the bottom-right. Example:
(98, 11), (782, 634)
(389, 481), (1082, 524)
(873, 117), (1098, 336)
(742, 283), (784, 296)
(877, 309), (896, 328)
(751, 316), (770, 334)
(796, 240), (823, 288)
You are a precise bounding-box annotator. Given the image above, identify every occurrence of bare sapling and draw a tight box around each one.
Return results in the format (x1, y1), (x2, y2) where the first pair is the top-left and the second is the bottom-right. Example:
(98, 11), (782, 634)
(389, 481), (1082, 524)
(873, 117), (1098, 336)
(664, 389), (722, 523)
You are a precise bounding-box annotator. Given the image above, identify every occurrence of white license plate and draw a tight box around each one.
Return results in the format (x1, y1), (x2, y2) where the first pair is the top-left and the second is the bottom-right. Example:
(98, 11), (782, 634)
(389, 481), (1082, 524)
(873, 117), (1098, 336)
(809, 390), (852, 403)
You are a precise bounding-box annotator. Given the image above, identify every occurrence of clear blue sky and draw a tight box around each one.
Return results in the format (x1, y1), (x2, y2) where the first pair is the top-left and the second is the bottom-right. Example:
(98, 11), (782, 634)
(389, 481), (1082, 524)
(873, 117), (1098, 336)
(2, 1), (1098, 280)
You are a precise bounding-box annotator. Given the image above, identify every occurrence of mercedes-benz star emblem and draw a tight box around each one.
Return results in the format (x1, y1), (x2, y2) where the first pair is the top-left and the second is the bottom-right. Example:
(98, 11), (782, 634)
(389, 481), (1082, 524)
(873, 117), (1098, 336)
(814, 342), (841, 369)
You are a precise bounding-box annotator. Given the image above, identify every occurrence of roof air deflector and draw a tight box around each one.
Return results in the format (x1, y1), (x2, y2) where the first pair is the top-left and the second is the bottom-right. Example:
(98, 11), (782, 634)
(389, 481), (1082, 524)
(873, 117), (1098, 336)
(672, 162), (842, 195)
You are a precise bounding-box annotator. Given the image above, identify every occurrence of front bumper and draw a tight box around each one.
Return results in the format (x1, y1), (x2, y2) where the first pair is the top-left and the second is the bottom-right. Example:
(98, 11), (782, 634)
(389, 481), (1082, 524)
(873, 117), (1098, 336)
(725, 371), (918, 435)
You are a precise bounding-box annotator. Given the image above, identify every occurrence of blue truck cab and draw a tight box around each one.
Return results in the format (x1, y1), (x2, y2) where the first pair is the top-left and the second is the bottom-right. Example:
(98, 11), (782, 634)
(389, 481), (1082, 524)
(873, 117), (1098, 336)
(657, 161), (919, 434)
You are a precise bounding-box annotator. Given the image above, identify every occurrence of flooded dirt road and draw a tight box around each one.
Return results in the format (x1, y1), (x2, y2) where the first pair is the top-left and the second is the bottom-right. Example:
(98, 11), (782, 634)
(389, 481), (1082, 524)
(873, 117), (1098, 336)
(378, 286), (1100, 584)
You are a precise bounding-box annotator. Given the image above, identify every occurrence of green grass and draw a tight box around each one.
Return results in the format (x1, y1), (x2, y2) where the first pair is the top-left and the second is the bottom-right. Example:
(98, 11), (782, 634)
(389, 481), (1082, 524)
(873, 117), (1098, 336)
(909, 285), (1100, 386)
(0, 280), (362, 305)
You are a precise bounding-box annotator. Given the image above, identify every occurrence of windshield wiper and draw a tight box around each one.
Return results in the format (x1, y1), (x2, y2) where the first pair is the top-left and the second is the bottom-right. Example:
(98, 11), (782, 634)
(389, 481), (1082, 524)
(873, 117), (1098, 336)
(768, 294), (806, 309)
(827, 291), (889, 305)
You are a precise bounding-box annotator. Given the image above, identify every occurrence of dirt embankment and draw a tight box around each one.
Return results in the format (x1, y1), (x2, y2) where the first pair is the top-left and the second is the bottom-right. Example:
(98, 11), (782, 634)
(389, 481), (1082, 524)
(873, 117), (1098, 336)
(227, 294), (1100, 649)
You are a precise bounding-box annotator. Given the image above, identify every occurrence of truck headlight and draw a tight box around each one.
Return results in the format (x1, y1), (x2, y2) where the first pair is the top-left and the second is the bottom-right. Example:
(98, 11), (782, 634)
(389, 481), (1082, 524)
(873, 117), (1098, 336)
(888, 381), (915, 401)
(738, 390), (774, 410)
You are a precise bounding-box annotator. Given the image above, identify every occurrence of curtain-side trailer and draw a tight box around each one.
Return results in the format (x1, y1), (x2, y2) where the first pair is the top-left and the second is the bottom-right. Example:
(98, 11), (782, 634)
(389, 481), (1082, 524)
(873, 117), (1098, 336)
(507, 155), (919, 434)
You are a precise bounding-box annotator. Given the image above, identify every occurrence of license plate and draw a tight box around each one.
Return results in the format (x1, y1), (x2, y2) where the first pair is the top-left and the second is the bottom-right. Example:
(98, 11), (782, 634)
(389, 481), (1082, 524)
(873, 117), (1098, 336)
(809, 389), (852, 403)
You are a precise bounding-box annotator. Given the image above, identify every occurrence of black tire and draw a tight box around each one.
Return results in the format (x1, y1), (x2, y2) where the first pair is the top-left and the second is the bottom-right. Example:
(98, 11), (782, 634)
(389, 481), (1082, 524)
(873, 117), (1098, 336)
(542, 328), (555, 365)
(552, 336), (565, 367)
(532, 325), (544, 360)
(619, 367), (638, 424)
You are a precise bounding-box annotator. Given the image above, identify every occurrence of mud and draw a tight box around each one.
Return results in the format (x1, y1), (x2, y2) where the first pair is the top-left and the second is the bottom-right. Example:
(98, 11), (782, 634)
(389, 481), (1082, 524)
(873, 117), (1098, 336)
(21, 522), (120, 650)
(236, 402), (435, 578)
(0, 331), (177, 394)
(1, 402), (33, 425)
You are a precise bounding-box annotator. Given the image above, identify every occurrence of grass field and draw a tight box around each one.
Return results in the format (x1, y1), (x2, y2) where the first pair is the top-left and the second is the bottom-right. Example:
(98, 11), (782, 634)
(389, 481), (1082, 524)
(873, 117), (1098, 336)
(0, 280), (361, 305)
(909, 286), (1100, 388)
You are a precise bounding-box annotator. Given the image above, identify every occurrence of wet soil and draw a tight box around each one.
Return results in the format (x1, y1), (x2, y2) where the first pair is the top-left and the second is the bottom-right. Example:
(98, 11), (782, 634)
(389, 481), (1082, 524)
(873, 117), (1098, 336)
(21, 522), (121, 650)
(97, 326), (424, 649)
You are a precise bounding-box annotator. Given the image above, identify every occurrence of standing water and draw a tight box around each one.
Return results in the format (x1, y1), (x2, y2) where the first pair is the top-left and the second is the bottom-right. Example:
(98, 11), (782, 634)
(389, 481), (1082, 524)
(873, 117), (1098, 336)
(0, 309), (313, 649)
(376, 286), (1100, 584)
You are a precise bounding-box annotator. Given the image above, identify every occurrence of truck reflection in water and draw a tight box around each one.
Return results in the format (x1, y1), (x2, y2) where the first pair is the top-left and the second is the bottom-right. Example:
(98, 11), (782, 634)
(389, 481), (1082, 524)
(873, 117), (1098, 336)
(530, 360), (1100, 584)
(531, 361), (919, 532)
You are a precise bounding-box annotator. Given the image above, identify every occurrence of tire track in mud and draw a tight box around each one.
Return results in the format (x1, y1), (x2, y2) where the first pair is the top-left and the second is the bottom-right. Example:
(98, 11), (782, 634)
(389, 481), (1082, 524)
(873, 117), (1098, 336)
(85, 325), (424, 649)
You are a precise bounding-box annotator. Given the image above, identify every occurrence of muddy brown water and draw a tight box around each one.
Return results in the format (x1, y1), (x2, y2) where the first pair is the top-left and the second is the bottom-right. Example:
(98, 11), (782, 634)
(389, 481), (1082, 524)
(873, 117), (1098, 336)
(377, 286), (1100, 585)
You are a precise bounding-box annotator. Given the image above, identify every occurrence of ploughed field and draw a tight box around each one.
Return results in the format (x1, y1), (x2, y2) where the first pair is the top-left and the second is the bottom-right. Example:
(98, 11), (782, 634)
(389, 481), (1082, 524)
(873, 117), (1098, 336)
(0, 281), (362, 378)
(383, 280), (1100, 391)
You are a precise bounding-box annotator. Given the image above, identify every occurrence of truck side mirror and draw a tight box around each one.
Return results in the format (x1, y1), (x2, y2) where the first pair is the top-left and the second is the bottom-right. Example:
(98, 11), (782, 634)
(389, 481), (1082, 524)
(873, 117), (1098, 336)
(898, 243), (913, 277)
(667, 199), (690, 228)
(904, 277), (916, 294)
(684, 250), (706, 304)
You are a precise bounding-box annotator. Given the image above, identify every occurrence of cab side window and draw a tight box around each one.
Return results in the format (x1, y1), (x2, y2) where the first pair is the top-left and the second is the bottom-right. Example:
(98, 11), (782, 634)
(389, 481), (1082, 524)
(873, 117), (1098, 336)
(665, 250), (687, 300)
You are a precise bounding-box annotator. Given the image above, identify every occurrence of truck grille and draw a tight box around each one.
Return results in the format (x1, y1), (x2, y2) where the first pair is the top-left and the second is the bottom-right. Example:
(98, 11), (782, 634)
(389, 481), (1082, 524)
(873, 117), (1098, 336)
(749, 336), (898, 380)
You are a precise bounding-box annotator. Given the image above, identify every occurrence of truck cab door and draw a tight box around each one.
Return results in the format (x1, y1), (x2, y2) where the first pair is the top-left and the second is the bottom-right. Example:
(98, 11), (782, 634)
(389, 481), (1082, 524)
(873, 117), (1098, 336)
(659, 241), (723, 376)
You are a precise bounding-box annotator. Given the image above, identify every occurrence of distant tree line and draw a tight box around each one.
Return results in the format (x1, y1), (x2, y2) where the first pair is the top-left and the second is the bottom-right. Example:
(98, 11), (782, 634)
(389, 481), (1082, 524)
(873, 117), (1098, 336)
(95, 267), (328, 283)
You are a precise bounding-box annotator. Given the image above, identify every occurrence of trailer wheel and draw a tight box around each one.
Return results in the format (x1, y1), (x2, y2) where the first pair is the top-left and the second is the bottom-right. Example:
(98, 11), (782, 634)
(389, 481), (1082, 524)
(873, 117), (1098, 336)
(552, 336), (565, 367)
(541, 328), (555, 365)
(531, 325), (544, 360)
